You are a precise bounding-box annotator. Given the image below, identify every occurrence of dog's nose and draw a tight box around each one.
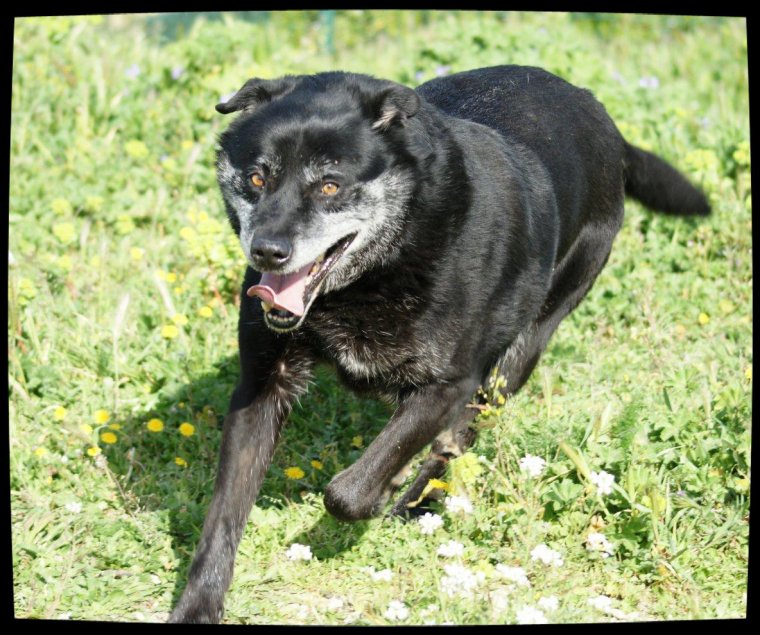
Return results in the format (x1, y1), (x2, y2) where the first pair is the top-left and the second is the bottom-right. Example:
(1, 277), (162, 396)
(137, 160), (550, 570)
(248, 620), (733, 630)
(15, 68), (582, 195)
(251, 236), (293, 269)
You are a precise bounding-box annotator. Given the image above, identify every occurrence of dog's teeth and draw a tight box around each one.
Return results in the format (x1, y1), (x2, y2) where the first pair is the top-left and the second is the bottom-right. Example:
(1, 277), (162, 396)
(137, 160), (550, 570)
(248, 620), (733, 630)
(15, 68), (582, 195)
(315, 253), (325, 264)
(310, 262), (320, 275)
(261, 301), (273, 313)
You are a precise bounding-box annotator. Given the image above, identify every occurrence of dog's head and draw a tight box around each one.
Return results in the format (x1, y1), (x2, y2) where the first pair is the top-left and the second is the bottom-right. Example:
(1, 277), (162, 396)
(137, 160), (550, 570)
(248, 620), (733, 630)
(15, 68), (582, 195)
(215, 72), (422, 332)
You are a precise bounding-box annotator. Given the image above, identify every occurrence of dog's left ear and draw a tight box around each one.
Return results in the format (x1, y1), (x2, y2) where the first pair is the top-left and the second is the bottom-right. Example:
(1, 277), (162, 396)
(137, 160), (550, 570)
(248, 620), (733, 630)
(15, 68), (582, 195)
(371, 85), (421, 131)
(216, 76), (299, 114)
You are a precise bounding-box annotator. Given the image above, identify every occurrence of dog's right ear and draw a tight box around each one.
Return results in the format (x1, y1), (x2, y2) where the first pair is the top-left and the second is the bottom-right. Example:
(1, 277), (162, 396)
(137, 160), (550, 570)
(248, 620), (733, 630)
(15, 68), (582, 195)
(215, 76), (299, 115)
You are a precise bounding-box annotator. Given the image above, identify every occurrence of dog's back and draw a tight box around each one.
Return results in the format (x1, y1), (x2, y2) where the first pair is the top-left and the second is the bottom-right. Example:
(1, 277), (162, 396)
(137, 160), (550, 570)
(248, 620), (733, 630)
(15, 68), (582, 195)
(418, 66), (625, 260)
(417, 65), (709, 260)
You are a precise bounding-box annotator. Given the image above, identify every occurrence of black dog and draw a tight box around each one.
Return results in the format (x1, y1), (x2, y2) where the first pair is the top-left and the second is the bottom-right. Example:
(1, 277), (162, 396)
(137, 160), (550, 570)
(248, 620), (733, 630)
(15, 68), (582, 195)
(169, 65), (709, 622)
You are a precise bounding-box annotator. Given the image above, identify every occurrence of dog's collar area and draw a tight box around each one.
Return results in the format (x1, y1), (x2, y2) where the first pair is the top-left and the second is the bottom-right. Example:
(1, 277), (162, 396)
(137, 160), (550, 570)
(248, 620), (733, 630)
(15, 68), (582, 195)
(251, 233), (357, 332)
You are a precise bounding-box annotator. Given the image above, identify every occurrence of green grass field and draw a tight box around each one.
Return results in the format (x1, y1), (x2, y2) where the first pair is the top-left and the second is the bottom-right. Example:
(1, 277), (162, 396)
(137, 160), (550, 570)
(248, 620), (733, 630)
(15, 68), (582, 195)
(9, 11), (750, 624)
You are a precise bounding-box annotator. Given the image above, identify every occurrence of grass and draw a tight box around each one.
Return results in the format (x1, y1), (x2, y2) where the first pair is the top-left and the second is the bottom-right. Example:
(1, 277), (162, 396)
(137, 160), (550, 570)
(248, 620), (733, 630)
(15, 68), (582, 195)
(9, 11), (750, 624)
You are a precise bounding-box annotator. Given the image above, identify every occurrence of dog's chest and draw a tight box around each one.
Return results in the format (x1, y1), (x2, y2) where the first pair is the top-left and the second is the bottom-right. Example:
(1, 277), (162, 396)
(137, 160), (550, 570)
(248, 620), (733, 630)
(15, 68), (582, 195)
(306, 302), (443, 388)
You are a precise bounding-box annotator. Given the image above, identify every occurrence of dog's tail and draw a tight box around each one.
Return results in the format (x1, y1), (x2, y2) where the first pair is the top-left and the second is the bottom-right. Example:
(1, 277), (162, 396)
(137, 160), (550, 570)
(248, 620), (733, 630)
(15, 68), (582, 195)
(624, 142), (711, 216)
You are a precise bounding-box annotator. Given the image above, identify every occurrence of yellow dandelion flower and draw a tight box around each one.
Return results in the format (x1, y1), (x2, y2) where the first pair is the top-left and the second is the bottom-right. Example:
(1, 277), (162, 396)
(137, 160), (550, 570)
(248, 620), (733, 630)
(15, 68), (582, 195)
(86, 446), (102, 457)
(351, 435), (363, 448)
(130, 247), (145, 261)
(125, 139), (149, 159)
(719, 299), (735, 314)
(109, 423), (121, 430)
(733, 477), (750, 492)
(34, 447), (48, 457)
(179, 226), (197, 241)
(198, 306), (213, 318)
(165, 272), (178, 283)
(310, 460), (323, 470)
(161, 324), (179, 339)
(147, 418), (164, 432)
(173, 286), (186, 295)
(178, 422), (195, 437)
(745, 366), (752, 381)
(53, 222), (76, 244)
(93, 409), (110, 424)
(698, 312), (710, 325)
(53, 406), (67, 421)
(79, 423), (93, 435)
(171, 313), (189, 326)
(181, 140), (194, 151)
(284, 466), (305, 480)
(85, 195), (104, 213)
(428, 478), (450, 491)
(100, 431), (118, 444)
(175, 457), (188, 467)
(52, 198), (73, 216)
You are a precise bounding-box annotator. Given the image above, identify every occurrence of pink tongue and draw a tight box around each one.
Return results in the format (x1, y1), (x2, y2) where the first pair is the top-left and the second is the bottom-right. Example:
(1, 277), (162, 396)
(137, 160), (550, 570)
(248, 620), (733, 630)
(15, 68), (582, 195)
(246, 261), (314, 316)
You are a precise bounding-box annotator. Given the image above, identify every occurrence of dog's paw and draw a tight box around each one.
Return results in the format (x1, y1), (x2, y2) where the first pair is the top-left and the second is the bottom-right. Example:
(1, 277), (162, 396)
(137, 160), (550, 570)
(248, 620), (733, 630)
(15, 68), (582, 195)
(324, 472), (381, 521)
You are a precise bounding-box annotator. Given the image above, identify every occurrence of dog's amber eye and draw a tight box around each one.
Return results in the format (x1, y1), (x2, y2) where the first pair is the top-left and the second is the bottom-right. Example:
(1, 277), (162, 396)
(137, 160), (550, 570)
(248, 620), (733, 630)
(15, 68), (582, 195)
(251, 173), (265, 188)
(321, 182), (339, 196)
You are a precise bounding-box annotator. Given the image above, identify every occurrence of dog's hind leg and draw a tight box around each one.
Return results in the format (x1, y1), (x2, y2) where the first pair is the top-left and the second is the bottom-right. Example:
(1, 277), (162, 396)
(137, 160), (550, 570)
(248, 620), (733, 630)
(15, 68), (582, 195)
(323, 377), (481, 522)
(389, 212), (623, 517)
(387, 405), (479, 517)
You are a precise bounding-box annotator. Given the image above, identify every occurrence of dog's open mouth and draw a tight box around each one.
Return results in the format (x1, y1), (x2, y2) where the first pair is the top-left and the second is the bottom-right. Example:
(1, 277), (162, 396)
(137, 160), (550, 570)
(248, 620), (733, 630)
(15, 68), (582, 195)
(247, 233), (356, 331)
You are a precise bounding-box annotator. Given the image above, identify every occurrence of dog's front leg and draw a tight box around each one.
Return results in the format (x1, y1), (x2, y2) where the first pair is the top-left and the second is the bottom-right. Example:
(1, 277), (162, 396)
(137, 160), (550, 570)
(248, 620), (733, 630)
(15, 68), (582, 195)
(323, 378), (480, 522)
(169, 347), (313, 624)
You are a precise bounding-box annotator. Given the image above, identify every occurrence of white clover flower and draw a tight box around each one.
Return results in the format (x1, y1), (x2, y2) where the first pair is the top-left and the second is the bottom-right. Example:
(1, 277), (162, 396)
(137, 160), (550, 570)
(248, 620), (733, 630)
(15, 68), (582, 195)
(418, 512), (444, 534)
(530, 543), (564, 567)
(325, 596), (344, 611)
(285, 543), (313, 561)
(589, 470), (616, 496)
(64, 501), (82, 514)
(440, 563), (486, 598)
(384, 600), (409, 621)
(518, 454), (546, 478)
(537, 596), (559, 612)
(437, 540), (465, 558)
(489, 587), (511, 615)
(586, 531), (615, 558)
(495, 564), (531, 587)
(587, 594), (631, 619)
(638, 75), (660, 89)
(515, 605), (548, 624)
(588, 595), (614, 612)
(444, 494), (474, 515)
(369, 567), (393, 582)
